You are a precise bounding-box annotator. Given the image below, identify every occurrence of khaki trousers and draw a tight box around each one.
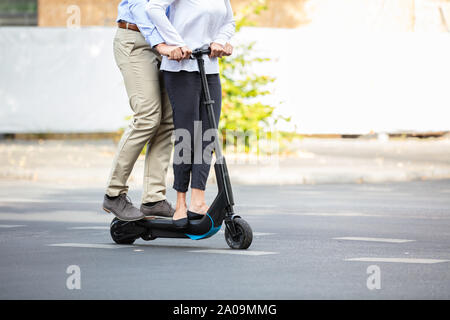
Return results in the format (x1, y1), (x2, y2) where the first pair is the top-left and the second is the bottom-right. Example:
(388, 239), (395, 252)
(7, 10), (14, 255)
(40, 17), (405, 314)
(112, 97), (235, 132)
(106, 28), (174, 203)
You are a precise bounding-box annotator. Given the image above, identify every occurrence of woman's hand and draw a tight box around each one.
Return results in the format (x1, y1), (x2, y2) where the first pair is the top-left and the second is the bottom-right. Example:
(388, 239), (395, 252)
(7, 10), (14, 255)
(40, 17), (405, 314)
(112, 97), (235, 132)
(223, 43), (233, 56)
(209, 42), (226, 58)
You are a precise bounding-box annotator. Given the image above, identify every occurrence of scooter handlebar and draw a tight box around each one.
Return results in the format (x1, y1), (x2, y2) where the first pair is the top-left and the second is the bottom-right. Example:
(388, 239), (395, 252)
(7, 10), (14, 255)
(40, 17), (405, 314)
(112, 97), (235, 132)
(191, 45), (211, 59)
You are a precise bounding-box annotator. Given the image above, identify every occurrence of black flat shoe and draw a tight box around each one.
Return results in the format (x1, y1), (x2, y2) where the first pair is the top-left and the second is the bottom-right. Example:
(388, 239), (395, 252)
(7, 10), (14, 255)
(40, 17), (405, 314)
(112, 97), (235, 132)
(172, 217), (189, 229)
(187, 210), (206, 220)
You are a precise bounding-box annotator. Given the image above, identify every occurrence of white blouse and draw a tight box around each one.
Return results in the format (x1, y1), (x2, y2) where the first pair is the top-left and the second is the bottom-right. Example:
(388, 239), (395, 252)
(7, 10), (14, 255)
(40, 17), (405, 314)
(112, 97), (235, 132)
(147, 0), (235, 74)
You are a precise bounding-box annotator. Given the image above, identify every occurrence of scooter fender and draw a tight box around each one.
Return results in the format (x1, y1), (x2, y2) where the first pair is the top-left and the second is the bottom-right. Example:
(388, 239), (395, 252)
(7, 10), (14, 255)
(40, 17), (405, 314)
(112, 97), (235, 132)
(185, 213), (222, 240)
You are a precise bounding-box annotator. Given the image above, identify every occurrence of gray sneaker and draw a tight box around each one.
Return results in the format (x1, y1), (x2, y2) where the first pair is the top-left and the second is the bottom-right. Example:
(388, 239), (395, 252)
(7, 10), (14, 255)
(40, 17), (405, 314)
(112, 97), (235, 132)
(140, 200), (175, 219)
(103, 194), (145, 221)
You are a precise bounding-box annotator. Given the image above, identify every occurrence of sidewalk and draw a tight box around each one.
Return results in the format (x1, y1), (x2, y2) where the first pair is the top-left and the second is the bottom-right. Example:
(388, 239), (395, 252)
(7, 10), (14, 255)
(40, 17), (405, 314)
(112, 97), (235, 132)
(1, 137), (449, 188)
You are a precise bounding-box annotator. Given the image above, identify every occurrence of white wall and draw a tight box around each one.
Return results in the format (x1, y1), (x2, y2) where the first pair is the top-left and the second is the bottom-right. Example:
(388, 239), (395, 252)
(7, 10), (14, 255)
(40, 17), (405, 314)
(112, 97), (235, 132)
(0, 27), (128, 133)
(1, 26), (449, 134)
(236, 27), (450, 134)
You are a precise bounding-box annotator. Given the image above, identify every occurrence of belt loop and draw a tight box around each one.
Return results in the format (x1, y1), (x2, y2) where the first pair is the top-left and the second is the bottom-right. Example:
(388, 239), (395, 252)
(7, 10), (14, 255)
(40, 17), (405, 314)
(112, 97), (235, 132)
(126, 22), (129, 30)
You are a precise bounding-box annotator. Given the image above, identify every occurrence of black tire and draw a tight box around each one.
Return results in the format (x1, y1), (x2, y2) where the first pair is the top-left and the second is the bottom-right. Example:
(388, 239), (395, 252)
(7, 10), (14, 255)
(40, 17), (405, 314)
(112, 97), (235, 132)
(225, 218), (253, 249)
(110, 218), (137, 245)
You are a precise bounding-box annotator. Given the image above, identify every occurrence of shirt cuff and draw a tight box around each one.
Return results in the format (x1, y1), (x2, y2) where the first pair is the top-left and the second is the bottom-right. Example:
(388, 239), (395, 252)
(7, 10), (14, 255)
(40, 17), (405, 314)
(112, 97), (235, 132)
(147, 28), (165, 48)
(213, 38), (227, 46)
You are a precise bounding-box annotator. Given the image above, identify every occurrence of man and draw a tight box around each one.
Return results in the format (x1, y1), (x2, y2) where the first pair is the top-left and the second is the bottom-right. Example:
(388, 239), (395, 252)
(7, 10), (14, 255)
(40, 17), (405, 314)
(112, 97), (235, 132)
(103, 0), (181, 221)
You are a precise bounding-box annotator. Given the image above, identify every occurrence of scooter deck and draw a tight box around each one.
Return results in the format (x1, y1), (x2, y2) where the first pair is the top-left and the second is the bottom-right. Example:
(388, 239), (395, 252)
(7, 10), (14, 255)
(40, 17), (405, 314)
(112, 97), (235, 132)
(137, 213), (222, 240)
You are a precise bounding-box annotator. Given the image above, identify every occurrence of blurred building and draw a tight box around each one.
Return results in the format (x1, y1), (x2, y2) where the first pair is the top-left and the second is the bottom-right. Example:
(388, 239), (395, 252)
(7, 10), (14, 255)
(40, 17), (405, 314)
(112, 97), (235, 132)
(35, 0), (309, 28)
(0, 0), (37, 26)
(1, 0), (450, 134)
(1, 0), (448, 32)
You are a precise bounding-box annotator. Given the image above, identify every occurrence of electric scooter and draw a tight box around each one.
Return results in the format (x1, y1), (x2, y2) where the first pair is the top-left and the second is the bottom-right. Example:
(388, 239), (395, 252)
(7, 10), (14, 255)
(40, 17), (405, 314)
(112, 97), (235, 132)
(109, 45), (253, 249)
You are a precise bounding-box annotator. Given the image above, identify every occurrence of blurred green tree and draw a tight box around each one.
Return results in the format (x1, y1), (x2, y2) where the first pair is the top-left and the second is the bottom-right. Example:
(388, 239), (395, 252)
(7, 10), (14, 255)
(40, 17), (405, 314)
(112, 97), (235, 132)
(219, 0), (289, 150)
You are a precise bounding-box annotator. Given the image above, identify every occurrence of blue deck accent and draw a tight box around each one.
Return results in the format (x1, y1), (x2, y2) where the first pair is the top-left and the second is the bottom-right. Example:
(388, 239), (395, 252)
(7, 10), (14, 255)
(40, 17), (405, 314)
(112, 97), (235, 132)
(185, 214), (221, 240)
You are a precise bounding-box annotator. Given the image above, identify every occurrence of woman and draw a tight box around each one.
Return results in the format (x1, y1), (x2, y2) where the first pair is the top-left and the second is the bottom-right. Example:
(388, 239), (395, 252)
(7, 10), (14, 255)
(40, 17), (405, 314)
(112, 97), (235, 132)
(147, 0), (235, 228)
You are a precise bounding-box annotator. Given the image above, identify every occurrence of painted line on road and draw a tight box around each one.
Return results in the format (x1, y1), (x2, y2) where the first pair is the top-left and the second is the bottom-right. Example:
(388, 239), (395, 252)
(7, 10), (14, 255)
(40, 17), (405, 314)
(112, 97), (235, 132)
(0, 224), (26, 228)
(189, 249), (278, 256)
(299, 212), (379, 217)
(0, 198), (99, 204)
(48, 243), (135, 249)
(67, 226), (109, 230)
(334, 237), (415, 243)
(251, 232), (276, 237)
(345, 257), (449, 264)
(235, 204), (277, 208)
(285, 211), (450, 220)
(217, 230), (275, 237)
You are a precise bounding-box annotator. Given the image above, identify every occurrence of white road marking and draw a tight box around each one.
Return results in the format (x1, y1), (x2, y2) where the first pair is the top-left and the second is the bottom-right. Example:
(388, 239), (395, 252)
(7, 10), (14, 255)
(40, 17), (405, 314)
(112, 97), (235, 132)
(189, 249), (277, 256)
(252, 232), (275, 237)
(345, 257), (449, 264)
(279, 211), (450, 220)
(356, 187), (393, 192)
(235, 204), (277, 208)
(0, 211), (111, 223)
(334, 237), (415, 243)
(217, 230), (275, 237)
(299, 212), (379, 217)
(67, 226), (109, 230)
(283, 191), (323, 195)
(0, 198), (99, 203)
(0, 224), (26, 228)
(48, 243), (134, 249)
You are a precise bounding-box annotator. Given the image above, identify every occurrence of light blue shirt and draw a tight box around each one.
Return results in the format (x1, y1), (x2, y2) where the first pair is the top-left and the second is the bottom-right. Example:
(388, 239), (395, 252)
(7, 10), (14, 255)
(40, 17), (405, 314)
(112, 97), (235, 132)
(116, 0), (166, 47)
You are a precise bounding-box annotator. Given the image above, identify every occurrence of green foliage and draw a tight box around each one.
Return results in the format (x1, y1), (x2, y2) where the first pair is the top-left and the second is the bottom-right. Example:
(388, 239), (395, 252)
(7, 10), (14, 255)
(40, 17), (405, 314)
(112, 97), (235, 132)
(234, 0), (268, 32)
(0, 0), (37, 13)
(219, 0), (288, 137)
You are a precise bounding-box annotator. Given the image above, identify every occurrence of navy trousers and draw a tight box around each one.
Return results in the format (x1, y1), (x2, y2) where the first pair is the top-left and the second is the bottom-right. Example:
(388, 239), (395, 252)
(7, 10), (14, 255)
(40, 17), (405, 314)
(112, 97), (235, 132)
(163, 71), (222, 193)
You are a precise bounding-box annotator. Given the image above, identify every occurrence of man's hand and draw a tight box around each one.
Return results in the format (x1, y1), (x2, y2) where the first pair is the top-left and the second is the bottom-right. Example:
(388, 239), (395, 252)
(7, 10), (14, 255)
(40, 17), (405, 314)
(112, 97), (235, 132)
(209, 42), (226, 58)
(180, 46), (192, 60)
(155, 43), (191, 62)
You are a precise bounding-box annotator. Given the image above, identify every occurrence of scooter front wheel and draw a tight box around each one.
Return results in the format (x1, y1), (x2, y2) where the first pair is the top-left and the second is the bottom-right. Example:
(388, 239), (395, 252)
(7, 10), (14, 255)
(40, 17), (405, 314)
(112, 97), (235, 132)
(225, 218), (253, 249)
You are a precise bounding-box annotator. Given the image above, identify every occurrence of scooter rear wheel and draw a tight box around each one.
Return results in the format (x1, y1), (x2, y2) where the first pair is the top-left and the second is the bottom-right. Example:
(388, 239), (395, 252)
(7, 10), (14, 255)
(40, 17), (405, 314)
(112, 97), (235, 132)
(110, 218), (138, 245)
(225, 218), (253, 249)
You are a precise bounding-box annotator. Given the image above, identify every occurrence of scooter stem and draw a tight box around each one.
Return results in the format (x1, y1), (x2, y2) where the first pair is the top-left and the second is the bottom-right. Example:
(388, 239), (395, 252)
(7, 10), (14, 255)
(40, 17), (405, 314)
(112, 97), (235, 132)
(195, 53), (234, 213)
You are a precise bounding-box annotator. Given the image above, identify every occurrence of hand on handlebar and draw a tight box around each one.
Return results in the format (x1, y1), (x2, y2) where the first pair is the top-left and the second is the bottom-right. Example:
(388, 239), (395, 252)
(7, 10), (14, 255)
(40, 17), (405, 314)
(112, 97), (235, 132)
(224, 43), (233, 56)
(155, 43), (192, 62)
(180, 46), (192, 60)
(209, 42), (233, 58)
(209, 42), (226, 58)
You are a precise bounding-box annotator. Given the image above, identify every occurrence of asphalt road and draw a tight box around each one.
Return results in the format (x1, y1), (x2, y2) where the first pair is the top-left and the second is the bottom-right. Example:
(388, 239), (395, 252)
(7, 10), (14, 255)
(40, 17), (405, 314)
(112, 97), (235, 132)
(0, 179), (449, 299)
